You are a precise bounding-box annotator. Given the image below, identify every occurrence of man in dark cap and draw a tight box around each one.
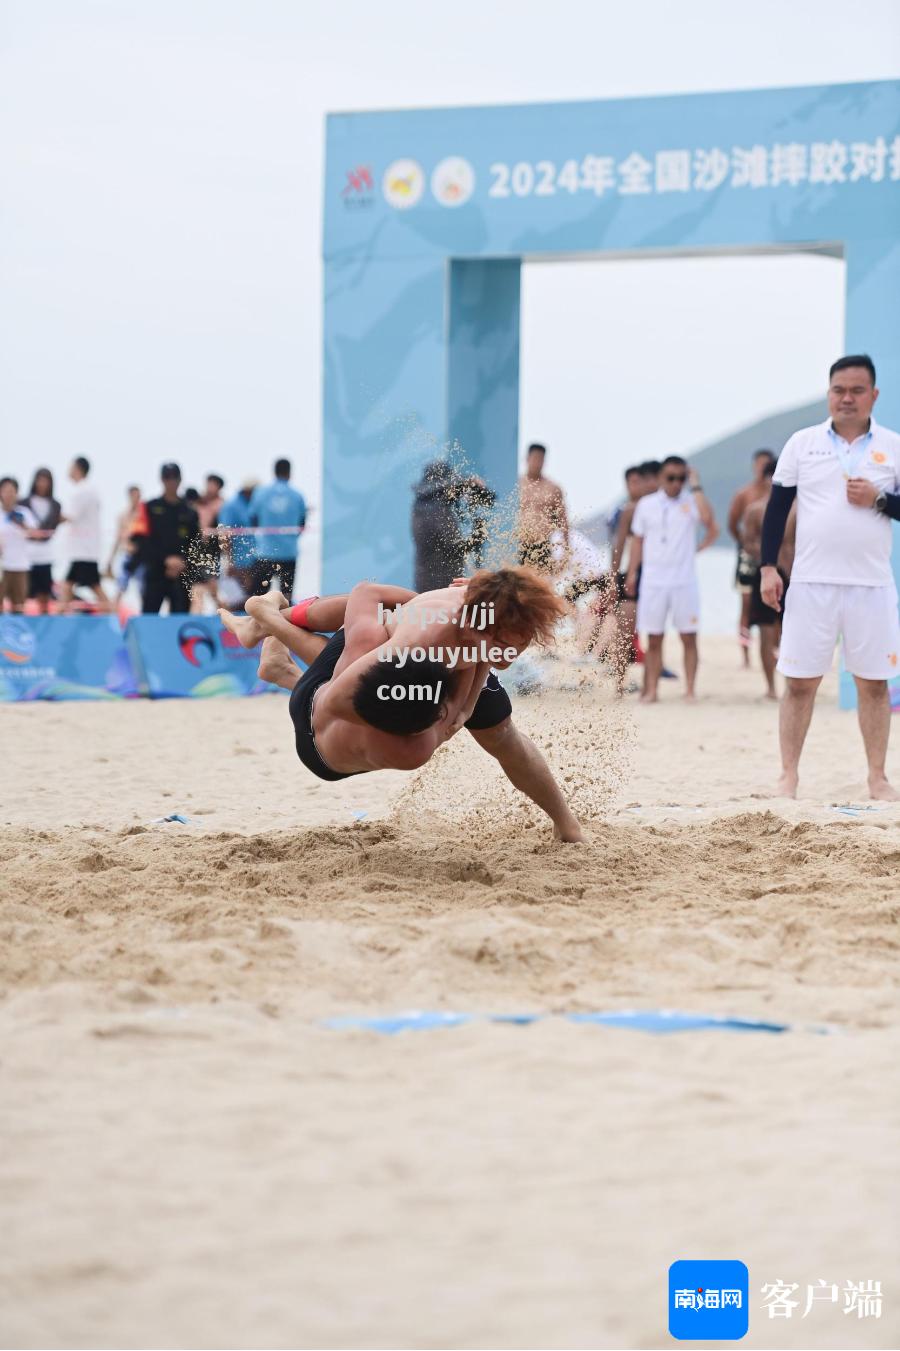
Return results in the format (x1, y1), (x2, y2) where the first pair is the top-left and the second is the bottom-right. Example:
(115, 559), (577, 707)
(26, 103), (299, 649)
(132, 463), (202, 614)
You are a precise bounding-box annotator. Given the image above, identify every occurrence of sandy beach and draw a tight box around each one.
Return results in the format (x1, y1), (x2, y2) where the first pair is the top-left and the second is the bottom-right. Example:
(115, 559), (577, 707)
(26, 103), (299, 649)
(1, 635), (898, 1349)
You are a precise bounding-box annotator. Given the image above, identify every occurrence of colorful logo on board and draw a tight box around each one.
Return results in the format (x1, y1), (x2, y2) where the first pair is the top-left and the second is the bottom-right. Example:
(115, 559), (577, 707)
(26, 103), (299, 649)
(431, 156), (475, 206)
(0, 618), (35, 664)
(177, 622), (217, 668)
(383, 159), (424, 209)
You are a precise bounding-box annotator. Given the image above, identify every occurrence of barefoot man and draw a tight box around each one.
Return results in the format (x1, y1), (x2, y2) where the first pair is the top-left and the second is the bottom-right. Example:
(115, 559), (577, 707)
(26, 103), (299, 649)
(517, 443), (569, 573)
(221, 567), (585, 841)
(740, 459), (795, 700)
(761, 354), (900, 799)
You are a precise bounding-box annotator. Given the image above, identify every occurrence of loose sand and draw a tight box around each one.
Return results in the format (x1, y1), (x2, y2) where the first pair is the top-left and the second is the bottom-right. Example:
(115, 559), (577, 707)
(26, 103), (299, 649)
(1, 637), (898, 1349)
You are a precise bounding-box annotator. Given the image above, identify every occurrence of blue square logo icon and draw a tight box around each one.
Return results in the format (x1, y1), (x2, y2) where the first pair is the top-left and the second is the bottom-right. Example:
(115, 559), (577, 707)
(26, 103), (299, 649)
(669, 1260), (749, 1340)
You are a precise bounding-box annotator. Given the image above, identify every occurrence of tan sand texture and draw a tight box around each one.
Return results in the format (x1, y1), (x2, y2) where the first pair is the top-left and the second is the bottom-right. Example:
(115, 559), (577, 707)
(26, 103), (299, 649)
(1, 637), (898, 1349)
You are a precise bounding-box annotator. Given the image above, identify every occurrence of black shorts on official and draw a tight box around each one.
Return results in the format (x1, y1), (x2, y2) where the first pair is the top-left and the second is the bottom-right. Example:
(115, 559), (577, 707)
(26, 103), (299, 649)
(289, 629), (513, 782)
(29, 564), (54, 598)
(66, 560), (101, 588)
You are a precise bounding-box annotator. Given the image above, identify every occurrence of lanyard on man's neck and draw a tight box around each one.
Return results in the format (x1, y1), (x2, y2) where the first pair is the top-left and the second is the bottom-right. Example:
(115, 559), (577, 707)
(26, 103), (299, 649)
(831, 424), (870, 480)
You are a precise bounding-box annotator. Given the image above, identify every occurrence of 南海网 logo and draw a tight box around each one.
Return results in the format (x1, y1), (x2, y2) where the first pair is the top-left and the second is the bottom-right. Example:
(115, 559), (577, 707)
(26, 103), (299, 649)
(669, 1260), (749, 1340)
(0, 617), (35, 664)
(177, 622), (216, 668)
(383, 159), (424, 209)
(431, 156), (475, 207)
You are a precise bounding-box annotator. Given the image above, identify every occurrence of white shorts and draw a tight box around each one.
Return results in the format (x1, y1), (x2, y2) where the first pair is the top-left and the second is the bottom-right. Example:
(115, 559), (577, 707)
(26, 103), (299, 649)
(777, 581), (900, 680)
(637, 581), (700, 635)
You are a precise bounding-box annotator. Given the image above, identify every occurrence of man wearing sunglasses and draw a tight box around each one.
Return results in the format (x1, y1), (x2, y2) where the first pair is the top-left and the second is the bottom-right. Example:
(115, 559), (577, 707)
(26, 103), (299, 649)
(625, 455), (718, 701)
(760, 354), (900, 800)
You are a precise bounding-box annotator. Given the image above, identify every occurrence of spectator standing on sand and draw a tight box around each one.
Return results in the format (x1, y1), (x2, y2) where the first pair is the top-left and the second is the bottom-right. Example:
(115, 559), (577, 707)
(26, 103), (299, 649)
(250, 459), (306, 601)
(218, 479), (259, 607)
(0, 477), (42, 613)
(59, 457), (109, 613)
(134, 463), (202, 615)
(626, 458), (718, 702)
(727, 448), (777, 666)
(21, 468), (62, 613)
(517, 443), (569, 573)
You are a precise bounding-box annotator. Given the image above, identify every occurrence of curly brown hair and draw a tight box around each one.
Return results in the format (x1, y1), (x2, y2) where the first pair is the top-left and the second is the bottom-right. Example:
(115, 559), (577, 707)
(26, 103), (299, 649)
(463, 566), (566, 648)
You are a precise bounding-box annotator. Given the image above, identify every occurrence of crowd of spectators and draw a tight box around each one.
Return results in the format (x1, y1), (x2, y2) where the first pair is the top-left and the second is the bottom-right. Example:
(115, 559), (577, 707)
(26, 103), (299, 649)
(0, 457), (307, 615)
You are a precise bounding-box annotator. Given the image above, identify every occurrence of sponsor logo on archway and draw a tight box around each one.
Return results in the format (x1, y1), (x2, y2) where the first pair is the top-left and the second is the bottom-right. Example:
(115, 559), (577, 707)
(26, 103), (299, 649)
(382, 159), (424, 209)
(431, 157), (475, 207)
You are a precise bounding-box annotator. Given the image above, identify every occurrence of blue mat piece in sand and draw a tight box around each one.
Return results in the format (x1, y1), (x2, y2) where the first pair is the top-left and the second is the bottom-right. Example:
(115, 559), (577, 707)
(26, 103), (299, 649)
(321, 1009), (791, 1035)
(323, 1011), (473, 1034)
(565, 1010), (788, 1034)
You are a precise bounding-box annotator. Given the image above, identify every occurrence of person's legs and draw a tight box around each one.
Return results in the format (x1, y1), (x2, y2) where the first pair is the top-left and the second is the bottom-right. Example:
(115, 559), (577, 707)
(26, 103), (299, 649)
(468, 717), (583, 842)
(642, 633), (664, 702)
(680, 632), (698, 699)
(142, 568), (167, 614)
(739, 591), (752, 667)
(167, 576), (191, 614)
(220, 590), (329, 666)
(777, 676), (821, 797)
(88, 583), (111, 612)
(257, 635), (304, 691)
(854, 678), (898, 800)
(840, 585), (900, 800)
(759, 625), (778, 698)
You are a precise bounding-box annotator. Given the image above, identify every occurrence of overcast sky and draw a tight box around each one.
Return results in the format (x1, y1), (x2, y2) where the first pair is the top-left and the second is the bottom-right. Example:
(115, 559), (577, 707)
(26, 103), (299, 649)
(1, 0), (898, 581)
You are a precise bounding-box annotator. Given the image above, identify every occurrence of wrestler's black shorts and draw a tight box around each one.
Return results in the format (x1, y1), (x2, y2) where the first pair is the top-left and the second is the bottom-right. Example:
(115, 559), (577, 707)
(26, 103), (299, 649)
(748, 568), (789, 628)
(289, 629), (360, 781)
(289, 630), (513, 781)
(564, 574), (607, 605)
(736, 549), (757, 593)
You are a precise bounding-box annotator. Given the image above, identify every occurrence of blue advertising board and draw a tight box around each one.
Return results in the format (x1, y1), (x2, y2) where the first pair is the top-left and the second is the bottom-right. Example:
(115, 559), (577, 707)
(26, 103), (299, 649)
(124, 615), (292, 698)
(322, 80), (900, 595)
(0, 615), (134, 701)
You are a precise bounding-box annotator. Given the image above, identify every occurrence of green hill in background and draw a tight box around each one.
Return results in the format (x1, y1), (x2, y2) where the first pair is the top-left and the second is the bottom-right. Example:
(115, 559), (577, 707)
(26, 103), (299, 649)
(579, 397), (826, 548)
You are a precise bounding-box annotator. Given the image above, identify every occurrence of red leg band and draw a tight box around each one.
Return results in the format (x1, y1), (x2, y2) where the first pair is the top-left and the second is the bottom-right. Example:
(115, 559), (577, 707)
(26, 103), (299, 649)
(288, 596), (320, 629)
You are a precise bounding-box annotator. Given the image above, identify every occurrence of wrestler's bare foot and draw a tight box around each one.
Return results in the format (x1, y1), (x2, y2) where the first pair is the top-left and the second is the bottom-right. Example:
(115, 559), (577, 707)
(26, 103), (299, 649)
(639, 693), (658, 704)
(773, 769), (798, 798)
(245, 590), (289, 618)
(258, 635), (299, 690)
(553, 813), (585, 844)
(868, 773), (900, 801)
(218, 608), (264, 649)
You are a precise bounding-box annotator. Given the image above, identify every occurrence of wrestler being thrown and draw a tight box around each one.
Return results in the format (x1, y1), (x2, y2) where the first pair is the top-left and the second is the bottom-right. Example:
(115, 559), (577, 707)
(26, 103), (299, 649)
(219, 568), (584, 842)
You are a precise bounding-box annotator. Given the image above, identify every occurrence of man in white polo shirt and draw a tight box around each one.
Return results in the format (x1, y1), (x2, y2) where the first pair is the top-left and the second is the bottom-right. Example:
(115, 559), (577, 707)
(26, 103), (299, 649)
(625, 456), (718, 702)
(761, 354), (900, 800)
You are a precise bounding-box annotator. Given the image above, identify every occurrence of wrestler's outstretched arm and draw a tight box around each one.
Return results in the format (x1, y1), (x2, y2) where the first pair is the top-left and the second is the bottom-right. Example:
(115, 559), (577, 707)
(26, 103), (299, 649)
(467, 718), (584, 843)
(308, 583), (419, 635)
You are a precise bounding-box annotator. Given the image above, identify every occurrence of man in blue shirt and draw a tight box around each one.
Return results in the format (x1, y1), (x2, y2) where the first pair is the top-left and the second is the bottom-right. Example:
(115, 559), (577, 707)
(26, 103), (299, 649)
(218, 478), (259, 602)
(249, 458), (307, 601)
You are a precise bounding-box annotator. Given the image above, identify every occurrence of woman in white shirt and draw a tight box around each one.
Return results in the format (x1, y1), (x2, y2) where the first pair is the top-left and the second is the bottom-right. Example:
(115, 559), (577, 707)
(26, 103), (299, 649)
(21, 468), (61, 613)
